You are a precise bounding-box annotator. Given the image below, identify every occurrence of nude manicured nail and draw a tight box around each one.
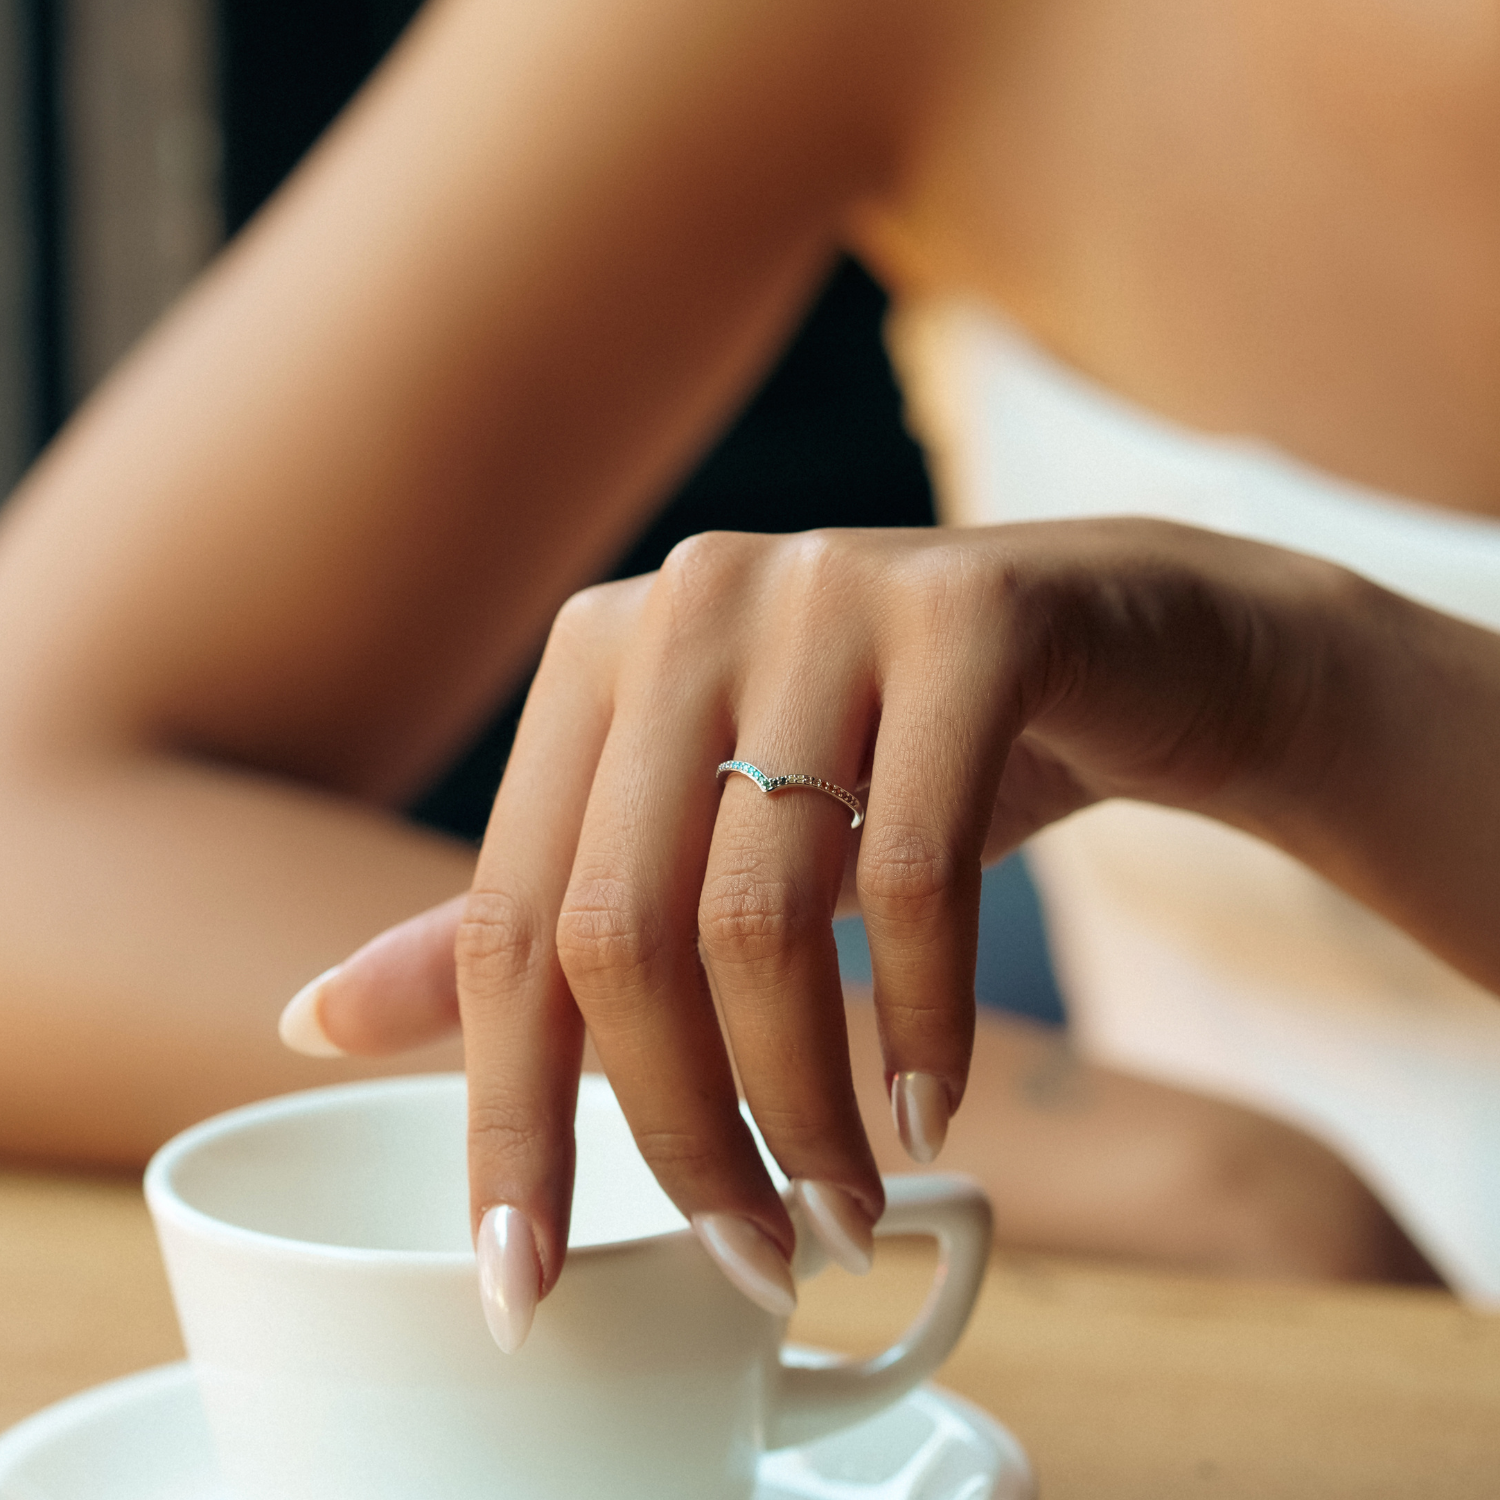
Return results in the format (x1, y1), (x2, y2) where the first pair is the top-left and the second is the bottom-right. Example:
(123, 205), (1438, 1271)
(477, 1205), (541, 1353)
(891, 1071), (950, 1165)
(794, 1181), (874, 1275)
(692, 1213), (797, 1318)
(277, 967), (346, 1057)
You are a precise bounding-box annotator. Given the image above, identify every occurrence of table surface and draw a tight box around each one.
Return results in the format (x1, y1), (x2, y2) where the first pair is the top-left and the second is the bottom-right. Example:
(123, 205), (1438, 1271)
(3, 1164), (1498, 1498)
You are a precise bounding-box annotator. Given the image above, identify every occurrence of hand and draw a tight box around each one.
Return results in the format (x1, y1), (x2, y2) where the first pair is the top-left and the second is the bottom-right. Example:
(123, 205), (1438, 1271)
(282, 518), (1352, 1343)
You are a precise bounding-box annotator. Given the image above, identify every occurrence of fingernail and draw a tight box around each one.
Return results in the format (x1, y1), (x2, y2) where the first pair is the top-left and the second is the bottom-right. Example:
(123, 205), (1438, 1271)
(691, 1213), (797, 1318)
(278, 967), (346, 1057)
(794, 1181), (875, 1275)
(477, 1205), (541, 1353)
(891, 1071), (949, 1164)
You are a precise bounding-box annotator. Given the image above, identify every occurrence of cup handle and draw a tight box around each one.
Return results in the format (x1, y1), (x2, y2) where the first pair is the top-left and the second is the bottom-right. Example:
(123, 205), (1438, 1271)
(767, 1173), (992, 1450)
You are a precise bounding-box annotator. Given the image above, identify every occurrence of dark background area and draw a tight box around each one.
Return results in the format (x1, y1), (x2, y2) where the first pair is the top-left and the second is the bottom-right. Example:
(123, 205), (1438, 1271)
(12, 0), (66, 453)
(408, 261), (936, 838)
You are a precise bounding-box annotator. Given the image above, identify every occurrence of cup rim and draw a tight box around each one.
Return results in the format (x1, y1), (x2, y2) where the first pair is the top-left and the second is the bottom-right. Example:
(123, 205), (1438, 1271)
(143, 1073), (694, 1267)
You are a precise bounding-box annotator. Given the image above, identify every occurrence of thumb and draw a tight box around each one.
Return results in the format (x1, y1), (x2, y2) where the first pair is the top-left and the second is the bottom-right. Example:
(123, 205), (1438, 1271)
(279, 894), (467, 1056)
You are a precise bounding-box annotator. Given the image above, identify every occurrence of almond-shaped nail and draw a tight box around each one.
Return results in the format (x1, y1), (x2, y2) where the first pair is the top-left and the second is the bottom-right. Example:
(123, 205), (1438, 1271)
(891, 1071), (949, 1164)
(278, 967), (346, 1057)
(692, 1213), (797, 1318)
(794, 1181), (875, 1275)
(477, 1205), (541, 1353)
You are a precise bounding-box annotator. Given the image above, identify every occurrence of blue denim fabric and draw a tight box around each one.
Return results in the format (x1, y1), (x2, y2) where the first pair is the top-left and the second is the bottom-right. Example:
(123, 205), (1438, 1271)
(832, 853), (1066, 1027)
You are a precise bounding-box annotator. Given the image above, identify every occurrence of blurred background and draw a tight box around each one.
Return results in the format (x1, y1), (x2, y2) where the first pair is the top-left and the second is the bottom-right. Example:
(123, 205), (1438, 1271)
(0, 0), (1061, 1023)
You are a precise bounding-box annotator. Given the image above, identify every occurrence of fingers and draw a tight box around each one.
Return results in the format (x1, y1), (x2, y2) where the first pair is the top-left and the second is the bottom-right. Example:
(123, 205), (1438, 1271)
(555, 558), (800, 1308)
(457, 581), (643, 1343)
(278, 530), (1034, 1325)
(699, 697), (885, 1271)
(279, 895), (467, 1056)
(565, 532), (901, 1296)
(280, 526), (1232, 1347)
(561, 533), (1013, 1296)
(857, 562), (1020, 1164)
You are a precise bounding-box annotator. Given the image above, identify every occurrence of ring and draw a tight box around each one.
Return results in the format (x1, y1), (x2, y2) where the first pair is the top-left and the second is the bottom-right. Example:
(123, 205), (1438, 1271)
(716, 760), (864, 830)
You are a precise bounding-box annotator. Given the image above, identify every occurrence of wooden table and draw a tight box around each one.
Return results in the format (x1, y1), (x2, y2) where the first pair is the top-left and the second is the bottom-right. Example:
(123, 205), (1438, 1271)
(3, 1164), (1498, 1497)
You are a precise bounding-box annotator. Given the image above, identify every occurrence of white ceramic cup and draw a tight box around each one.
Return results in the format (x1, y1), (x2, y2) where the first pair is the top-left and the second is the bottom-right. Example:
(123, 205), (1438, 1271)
(145, 1073), (991, 1500)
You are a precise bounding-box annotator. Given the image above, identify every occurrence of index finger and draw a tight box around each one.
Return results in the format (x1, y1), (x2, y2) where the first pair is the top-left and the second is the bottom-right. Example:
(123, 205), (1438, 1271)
(456, 580), (642, 1352)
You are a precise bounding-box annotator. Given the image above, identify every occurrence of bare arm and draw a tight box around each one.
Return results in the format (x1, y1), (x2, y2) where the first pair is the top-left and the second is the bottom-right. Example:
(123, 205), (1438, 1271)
(1220, 570), (1500, 995)
(0, 0), (961, 1162)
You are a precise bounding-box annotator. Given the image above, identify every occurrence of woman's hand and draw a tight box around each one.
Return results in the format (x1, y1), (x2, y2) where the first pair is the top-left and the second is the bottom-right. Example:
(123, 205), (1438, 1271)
(280, 517), (1396, 1343)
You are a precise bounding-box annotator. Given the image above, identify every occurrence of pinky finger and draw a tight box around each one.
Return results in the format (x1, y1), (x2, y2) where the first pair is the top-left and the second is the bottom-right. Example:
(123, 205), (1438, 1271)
(279, 894), (466, 1056)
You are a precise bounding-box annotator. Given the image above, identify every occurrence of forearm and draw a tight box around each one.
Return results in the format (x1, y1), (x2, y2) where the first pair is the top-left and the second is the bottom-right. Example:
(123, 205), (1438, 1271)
(0, 0), (871, 805)
(0, 754), (472, 1165)
(1238, 578), (1500, 996)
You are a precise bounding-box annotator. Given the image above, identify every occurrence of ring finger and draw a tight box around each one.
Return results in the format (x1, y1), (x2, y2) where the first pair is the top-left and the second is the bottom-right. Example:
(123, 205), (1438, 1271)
(698, 664), (885, 1275)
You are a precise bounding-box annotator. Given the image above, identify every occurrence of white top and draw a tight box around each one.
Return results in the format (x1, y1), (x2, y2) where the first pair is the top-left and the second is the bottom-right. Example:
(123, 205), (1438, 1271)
(889, 298), (1500, 1302)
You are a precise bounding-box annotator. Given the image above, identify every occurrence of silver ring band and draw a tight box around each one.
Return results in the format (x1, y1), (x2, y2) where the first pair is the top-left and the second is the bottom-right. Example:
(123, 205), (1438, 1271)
(716, 760), (864, 830)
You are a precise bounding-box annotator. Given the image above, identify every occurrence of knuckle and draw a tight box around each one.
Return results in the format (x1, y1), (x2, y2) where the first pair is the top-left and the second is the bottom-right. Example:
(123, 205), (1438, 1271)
(549, 580), (624, 646)
(777, 529), (860, 610)
(787, 527), (843, 576)
(656, 531), (754, 612)
(646, 533), (763, 668)
(468, 1097), (553, 1161)
(542, 578), (649, 683)
(747, 1099), (847, 1158)
(455, 887), (548, 992)
(896, 542), (1005, 643)
(857, 823), (960, 933)
(698, 863), (814, 969)
(630, 1126), (723, 1180)
(878, 993), (949, 1031)
(875, 995), (969, 1064)
(555, 877), (665, 994)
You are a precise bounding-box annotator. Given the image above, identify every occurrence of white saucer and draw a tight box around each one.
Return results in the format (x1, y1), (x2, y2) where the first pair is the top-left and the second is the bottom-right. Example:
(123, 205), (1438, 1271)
(0, 1361), (1033, 1500)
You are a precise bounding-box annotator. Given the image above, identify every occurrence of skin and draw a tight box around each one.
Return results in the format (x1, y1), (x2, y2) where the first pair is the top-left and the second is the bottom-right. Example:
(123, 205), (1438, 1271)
(340, 520), (1498, 1293)
(0, 0), (874, 1157)
(0, 0), (1493, 1286)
